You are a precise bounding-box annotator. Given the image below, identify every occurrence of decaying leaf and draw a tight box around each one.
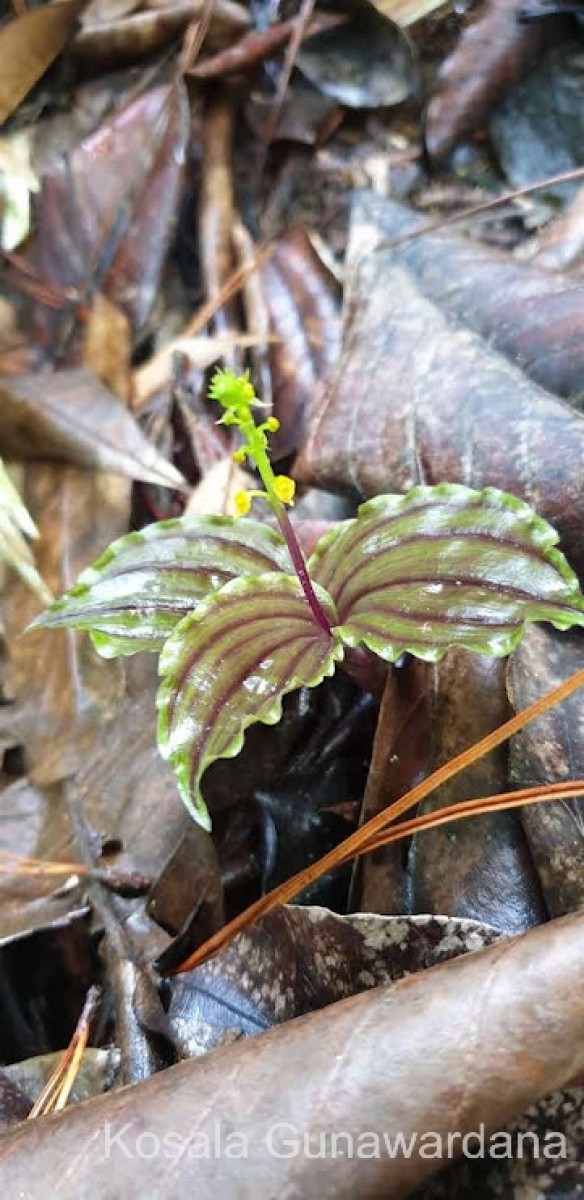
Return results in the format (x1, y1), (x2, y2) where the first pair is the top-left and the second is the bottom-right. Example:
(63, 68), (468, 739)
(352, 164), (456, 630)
(27, 81), (190, 343)
(72, 0), (249, 67)
(0, 368), (185, 488)
(0, 459), (51, 604)
(425, 0), (551, 161)
(529, 182), (584, 271)
(491, 36), (584, 199)
(262, 226), (342, 460)
(0, 0), (87, 127)
(507, 624), (584, 915)
(0, 463), (127, 781)
(296, 193), (584, 579)
(0, 912), (582, 1197)
(297, 0), (416, 109)
(409, 650), (545, 931)
(167, 907), (500, 1057)
(357, 193), (584, 403)
(369, 0), (449, 26)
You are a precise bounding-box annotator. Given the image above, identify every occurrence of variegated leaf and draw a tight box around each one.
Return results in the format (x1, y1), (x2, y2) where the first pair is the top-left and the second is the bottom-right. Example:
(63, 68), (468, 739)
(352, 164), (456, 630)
(157, 573), (342, 828)
(309, 484), (584, 663)
(30, 516), (292, 657)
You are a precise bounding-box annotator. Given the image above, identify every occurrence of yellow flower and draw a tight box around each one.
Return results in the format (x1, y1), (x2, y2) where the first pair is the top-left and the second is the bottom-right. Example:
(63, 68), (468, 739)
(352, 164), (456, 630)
(273, 475), (296, 505)
(233, 490), (252, 517)
(264, 416), (280, 433)
(232, 447), (247, 464)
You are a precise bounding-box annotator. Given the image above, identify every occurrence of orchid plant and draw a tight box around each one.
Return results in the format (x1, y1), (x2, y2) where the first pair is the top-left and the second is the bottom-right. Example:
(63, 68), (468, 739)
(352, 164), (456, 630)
(33, 370), (584, 829)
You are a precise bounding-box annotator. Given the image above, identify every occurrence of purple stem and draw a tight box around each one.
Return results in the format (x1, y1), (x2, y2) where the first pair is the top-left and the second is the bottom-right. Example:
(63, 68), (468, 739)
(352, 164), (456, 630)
(275, 503), (388, 697)
(275, 504), (333, 636)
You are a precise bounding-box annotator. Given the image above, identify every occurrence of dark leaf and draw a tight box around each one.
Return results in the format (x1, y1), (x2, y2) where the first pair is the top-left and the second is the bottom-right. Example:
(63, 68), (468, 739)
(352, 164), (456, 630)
(425, 0), (550, 162)
(0, 913), (582, 1196)
(0, 0), (86, 126)
(167, 907), (500, 1057)
(297, 1), (416, 109)
(409, 650), (545, 931)
(72, 0), (249, 69)
(262, 227), (342, 460)
(529, 182), (584, 271)
(296, 194), (584, 580)
(33, 516), (292, 657)
(157, 573), (342, 828)
(507, 623), (584, 915)
(310, 484), (584, 662)
(491, 36), (584, 200)
(358, 193), (584, 403)
(0, 368), (185, 488)
(27, 82), (190, 343)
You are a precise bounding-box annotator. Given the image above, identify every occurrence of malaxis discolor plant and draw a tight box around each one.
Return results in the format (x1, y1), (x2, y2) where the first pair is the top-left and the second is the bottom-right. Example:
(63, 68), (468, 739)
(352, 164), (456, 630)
(33, 370), (584, 829)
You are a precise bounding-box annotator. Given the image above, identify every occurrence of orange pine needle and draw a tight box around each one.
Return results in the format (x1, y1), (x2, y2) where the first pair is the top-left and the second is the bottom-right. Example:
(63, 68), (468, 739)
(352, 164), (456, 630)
(173, 665), (584, 973)
(28, 986), (100, 1118)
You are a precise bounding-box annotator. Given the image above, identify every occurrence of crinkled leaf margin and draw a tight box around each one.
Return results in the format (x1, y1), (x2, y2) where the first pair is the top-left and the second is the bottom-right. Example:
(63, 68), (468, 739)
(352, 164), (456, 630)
(157, 571), (343, 828)
(309, 483), (584, 664)
(30, 515), (292, 657)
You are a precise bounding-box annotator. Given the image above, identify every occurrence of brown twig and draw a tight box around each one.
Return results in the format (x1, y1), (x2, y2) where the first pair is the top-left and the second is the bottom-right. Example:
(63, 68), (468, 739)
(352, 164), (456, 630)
(188, 11), (345, 79)
(386, 166), (584, 249)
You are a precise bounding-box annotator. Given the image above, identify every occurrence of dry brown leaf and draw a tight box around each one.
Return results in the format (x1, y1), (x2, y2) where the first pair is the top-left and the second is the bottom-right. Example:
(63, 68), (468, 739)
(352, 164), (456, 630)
(0, 912), (582, 1197)
(0, 1), (87, 126)
(507, 625), (584, 915)
(28, 82), (190, 344)
(370, 0), (448, 26)
(410, 651), (545, 931)
(356, 194), (584, 403)
(295, 194), (584, 578)
(0, 463), (127, 781)
(425, 0), (549, 162)
(0, 367), (185, 488)
(183, 457), (255, 518)
(83, 293), (132, 404)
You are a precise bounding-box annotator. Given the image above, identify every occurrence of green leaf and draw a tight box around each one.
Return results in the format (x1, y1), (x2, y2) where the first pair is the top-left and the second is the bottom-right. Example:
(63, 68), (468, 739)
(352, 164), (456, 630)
(157, 572), (342, 828)
(30, 516), (293, 657)
(0, 459), (52, 604)
(309, 483), (584, 663)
